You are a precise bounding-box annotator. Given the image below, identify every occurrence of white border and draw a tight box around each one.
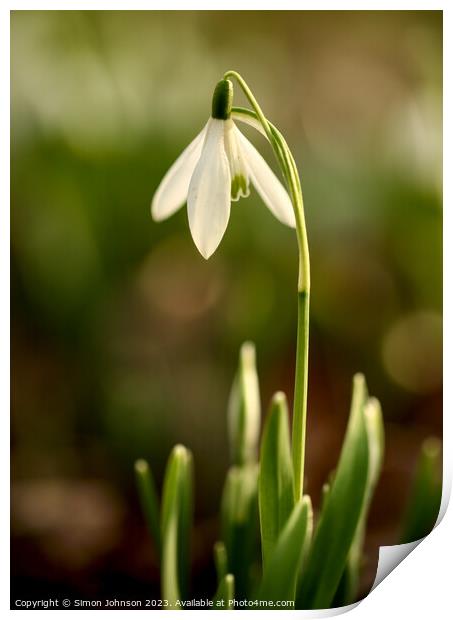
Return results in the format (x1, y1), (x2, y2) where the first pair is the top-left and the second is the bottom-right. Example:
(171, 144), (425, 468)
(5, 2), (449, 617)
(3, 2), (448, 9)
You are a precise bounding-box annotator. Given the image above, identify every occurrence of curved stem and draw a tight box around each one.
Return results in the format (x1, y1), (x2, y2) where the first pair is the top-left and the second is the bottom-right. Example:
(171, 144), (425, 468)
(226, 73), (310, 502)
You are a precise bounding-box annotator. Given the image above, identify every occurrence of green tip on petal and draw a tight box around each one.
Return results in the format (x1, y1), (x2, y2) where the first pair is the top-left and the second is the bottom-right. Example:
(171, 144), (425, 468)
(231, 174), (249, 201)
(212, 79), (233, 120)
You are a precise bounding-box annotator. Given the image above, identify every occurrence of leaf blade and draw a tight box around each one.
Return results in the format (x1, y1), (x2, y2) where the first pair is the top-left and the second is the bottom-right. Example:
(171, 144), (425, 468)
(259, 391), (294, 570)
(258, 496), (312, 607)
(161, 444), (193, 604)
(227, 342), (261, 466)
(221, 464), (259, 598)
(400, 436), (442, 544)
(213, 540), (228, 584)
(333, 396), (385, 605)
(134, 458), (161, 558)
(296, 374), (370, 609)
(213, 574), (235, 609)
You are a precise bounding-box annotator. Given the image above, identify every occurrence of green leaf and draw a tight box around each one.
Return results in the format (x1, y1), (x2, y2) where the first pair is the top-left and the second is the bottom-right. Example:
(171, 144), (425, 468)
(134, 458), (161, 558)
(333, 397), (385, 605)
(161, 445), (193, 605)
(296, 374), (370, 609)
(213, 541), (228, 584)
(258, 496), (312, 607)
(320, 482), (331, 513)
(400, 436), (442, 544)
(221, 464), (259, 598)
(227, 342), (261, 466)
(213, 574), (235, 609)
(259, 391), (294, 570)
(212, 543), (234, 609)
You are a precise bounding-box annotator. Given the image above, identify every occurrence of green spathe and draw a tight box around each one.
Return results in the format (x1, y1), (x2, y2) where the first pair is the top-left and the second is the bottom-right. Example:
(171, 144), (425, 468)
(259, 391), (294, 569)
(231, 174), (248, 201)
(161, 445), (193, 605)
(212, 79), (233, 120)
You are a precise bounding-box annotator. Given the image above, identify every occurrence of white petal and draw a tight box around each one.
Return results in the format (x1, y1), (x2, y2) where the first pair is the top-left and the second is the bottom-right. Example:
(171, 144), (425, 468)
(236, 129), (296, 228)
(232, 110), (267, 138)
(187, 119), (231, 259)
(224, 119), (250, 201)
(151, 122), (208, 221)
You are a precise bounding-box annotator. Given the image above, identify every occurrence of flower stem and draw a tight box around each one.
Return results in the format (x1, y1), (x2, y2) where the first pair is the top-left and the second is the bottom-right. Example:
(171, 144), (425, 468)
(225, 71), (310, 501)
(293, 290), (310, 501)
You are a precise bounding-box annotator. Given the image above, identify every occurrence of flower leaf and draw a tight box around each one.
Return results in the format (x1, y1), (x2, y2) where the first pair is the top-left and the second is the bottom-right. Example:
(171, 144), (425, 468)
(258, 496), (312, 607)
(259, 391), (294, 570)
(227, 341), (261, 466)
(213, 574), (235, 609)
(221, 464), (259, 598)
(213, 540), (228, 584)
(296, 374), (370, 609)
(161, 445), (193, 604)
(332, 396), (385, 606)
(135, 458), (161, 558)
(400, 436), (442, 544)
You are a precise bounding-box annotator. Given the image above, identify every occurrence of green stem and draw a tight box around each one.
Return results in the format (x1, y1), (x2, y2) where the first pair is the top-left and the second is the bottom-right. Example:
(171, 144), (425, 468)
(225, 71), (310, 501)
(292, 290), (310, 501)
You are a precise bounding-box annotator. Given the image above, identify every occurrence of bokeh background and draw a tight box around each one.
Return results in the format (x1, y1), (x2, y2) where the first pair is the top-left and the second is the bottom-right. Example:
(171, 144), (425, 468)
(11, 10), (442, 607)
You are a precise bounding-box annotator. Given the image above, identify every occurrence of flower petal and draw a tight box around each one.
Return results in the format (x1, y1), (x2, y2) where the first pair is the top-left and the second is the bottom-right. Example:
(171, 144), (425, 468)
(232, 110), (267, 138)
(151, 123), (208, 221)
(236, 129), (296, 228)
(187, 119), (231, 259)
(224, 119), (250, 201)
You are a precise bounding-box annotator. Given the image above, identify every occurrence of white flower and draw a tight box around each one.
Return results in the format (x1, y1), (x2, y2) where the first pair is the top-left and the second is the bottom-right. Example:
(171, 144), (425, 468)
(151, 83), (296, 259)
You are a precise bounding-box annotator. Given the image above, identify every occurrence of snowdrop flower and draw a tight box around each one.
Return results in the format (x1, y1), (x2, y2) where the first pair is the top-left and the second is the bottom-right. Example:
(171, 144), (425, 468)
(151, 79), (296, 259)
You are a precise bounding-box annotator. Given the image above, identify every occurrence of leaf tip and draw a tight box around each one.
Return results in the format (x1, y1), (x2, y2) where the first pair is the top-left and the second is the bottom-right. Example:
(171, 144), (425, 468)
(364, 397), (382, 418)
(173, 444), (192, 461)
(422, 436), (442, 459)
(272, 390), (287, 406)
(301, 494), (312, 511)
(240, 340), (256, 366)
(134, 458), (149, 475)
(352, 372), (366, 388)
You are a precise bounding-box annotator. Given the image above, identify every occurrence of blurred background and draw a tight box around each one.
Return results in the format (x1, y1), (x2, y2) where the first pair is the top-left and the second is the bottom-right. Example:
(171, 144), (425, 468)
(11, 10), (442, 607)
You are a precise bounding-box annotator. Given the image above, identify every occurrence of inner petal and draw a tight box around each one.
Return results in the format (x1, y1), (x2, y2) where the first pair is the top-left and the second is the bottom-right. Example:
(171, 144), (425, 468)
(224, 120), (250, 202)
